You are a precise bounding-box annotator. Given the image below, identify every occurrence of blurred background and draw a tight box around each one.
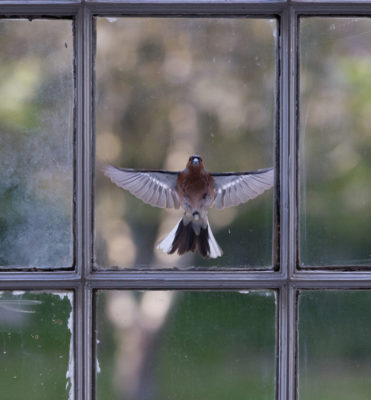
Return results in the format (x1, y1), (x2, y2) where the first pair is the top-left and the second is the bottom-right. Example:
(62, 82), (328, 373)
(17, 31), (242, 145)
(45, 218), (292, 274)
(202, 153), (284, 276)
(95, 17), (276, 269)
(96, 290), (276, 400)
(0, 19), (74, 268)
(0, 291), (73, 400)
(2, 14), (371, 400)
(299, 290), (371, 400)
(300, 18), (371, 267)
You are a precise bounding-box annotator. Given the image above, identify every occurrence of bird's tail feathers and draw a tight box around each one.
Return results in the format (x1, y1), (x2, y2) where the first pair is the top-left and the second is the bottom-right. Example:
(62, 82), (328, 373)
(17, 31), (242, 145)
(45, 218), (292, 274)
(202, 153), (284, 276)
(207, 222), (224, 259)
(156, 221), (181, 254)
(157, 218), (223, 259)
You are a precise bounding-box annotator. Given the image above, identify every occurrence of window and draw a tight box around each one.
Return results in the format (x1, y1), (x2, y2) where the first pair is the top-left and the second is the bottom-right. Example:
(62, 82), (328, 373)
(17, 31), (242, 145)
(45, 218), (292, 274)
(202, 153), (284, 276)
(1, 1), (371, 400)
(95, 16), (276, 269)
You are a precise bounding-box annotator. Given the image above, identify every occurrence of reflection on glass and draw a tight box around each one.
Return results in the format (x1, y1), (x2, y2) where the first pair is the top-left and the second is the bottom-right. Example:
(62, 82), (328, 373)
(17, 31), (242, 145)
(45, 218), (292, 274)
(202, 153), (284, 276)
(299, 290), (371, 399)
(95, 18), (276, 269)
(96, 290), (276, 400)
(300, 18), (371, 266)
(0, 291), (73, 399)
(0, 20), (74, 268)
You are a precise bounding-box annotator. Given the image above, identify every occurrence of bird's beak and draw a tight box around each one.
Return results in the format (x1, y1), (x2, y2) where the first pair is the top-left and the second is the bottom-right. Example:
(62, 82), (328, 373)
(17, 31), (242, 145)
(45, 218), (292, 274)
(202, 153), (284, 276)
(192, 158), (200, 165)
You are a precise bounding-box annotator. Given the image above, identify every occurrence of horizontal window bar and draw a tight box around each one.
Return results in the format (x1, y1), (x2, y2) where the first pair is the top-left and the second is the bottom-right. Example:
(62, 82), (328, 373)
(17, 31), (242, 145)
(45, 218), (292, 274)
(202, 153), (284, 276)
(293, 4), (371, 13)
(0, 3), (81, 15)
(2, 270), (371, 285)
(87, 272), (286, 289)
(0, 271), (286, 289)
(0, 274), (81, 288)
(293, 272), (371, 286)
(87, 3), (287, 15)
(2, 1), (371, 12)
(0, 2), (286, 16)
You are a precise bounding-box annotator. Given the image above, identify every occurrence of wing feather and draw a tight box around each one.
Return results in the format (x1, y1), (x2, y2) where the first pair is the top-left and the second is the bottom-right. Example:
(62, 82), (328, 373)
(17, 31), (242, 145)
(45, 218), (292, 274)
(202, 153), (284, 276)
(171, 191), (181, 209)
(157, 186), (166, 208)
(237, 180), (249, 199)
(229, 185), (239, 207)
(234, 183), (245, 204)
(142, 179), (157, 203)
(135, 176), (151, 198)
(103, 165), (180, 209)
(212, 167), (274, 209)
(146, 180), (160, 206)
(165, 190), (174, 209)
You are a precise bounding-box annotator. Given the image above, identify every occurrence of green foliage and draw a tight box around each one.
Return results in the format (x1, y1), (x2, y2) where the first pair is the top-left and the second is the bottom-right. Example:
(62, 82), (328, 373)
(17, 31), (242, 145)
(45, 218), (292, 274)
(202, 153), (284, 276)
(0, 292), (73, 400)
(300, 18), (371, 266)
(299, 291), (371, 400)
(96, 291), (276, 400)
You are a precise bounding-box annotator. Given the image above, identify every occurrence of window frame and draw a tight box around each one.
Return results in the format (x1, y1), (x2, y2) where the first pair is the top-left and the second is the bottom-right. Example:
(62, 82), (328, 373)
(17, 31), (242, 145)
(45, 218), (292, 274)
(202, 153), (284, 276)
(1, 1), (371, 400)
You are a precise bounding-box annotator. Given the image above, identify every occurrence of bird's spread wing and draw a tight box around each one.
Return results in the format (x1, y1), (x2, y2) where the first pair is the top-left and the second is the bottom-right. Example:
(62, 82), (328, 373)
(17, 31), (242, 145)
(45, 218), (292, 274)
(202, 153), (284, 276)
(212, 167), (274, 209)
(103, 165), (181, 209)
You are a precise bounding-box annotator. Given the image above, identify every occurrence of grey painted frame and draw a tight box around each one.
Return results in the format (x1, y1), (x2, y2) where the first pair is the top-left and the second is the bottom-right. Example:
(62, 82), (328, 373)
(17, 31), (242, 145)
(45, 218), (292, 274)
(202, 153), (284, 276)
(1, 1), (371, 400)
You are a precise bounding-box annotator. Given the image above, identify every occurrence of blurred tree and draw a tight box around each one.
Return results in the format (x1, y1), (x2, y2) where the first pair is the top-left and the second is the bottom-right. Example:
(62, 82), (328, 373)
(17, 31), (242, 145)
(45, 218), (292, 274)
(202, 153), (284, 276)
(95, 18), (276, 269)
(300, 18), (371, 266)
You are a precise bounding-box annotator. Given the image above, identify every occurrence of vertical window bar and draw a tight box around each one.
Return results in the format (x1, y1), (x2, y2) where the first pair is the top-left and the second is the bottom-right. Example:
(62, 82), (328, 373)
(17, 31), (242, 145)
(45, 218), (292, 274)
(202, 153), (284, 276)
(75, 4), (94, 400)
(83, 5), (94, 400)
(288, 6), (299, 400)
(75, 7), (84, 400)
(279, 7), (290, 400)
(288, 285), (297, 400)
(277, 286), (288, 400)
(75, 8), (84, 279)
(279, 7), (290, 275)
(289, 5), (298, 277)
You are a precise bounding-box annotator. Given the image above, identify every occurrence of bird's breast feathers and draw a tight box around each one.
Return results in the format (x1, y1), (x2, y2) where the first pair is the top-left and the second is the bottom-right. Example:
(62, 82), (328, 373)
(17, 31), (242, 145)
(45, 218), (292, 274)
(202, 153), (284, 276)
(177, 169), (214, 204)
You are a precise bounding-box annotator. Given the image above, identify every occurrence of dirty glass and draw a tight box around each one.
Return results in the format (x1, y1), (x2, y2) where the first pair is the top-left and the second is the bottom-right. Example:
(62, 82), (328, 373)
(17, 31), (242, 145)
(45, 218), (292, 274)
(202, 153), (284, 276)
(300, 18), (371, 267)
(0, 20), (74, 268)
(0, 291), (74, 400)
(96, 290), (276, 400)
(298, 290), (371, 399)
(95, 17), (276, 269)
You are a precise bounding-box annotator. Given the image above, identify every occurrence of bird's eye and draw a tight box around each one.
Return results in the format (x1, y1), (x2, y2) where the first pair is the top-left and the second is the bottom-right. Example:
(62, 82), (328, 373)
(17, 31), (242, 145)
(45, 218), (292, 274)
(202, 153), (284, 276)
(189, 157), (192, 161)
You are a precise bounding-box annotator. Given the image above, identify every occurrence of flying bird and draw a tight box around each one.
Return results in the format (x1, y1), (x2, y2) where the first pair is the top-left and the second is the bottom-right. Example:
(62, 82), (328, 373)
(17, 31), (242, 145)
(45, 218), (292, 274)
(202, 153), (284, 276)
(103, 155), (274, 259)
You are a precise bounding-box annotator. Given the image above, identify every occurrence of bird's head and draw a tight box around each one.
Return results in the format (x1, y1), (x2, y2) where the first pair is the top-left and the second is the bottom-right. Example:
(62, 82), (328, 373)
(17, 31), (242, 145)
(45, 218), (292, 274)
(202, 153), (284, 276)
(187, 155), (204, 169)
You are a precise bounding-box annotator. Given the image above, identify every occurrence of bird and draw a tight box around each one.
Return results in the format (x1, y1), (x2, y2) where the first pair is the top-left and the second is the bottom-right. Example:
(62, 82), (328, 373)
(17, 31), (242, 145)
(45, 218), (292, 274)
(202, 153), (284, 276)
(103, 155), (274, 259)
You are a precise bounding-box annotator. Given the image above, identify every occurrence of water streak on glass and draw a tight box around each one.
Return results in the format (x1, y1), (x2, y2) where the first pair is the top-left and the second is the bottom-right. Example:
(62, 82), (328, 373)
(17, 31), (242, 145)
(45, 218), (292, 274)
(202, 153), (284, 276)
(299, 290), (371, 399)
(96, 290), (276, 400)
(0, 20), (74, 268)
(0, 291), (74, 400)
(300, 18), (371, 267)
(95, 17), (276, 269)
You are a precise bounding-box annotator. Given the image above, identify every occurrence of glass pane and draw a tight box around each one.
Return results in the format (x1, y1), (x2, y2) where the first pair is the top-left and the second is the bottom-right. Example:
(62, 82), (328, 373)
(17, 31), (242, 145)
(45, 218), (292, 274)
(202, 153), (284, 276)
(96, 290), (276, 400)
(299, 290), (371, 399)
(0, 291), (74, 399)
(300, 18), (371, 267)
(95, 17), (276, 269)
(0, 19), (74, 268)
